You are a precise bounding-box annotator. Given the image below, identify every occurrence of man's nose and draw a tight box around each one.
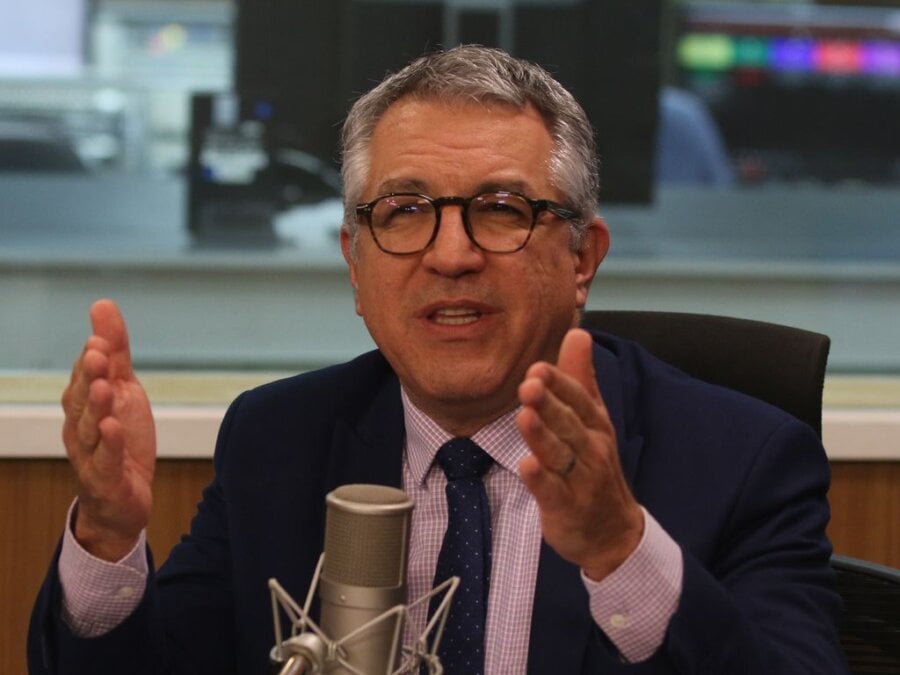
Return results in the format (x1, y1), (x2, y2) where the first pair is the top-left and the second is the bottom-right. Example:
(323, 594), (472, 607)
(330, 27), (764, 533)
(421, 205), (486, 275)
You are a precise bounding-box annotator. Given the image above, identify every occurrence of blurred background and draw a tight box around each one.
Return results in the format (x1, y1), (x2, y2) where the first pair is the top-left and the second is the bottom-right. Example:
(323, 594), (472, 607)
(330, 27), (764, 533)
(2, 2), (899, 673)
(0, 0), (898, 372)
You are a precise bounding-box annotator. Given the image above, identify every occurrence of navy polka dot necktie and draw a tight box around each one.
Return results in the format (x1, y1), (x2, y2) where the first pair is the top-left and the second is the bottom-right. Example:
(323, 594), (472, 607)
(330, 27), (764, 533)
(428, 437), (494, 675)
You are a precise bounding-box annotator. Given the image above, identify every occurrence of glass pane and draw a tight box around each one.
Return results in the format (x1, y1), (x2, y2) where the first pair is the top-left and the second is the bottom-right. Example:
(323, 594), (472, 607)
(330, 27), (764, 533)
(1, 0), (899, 375)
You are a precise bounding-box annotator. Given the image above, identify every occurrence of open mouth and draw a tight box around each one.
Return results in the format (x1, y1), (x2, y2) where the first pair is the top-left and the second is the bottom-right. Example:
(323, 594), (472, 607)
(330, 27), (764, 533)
(430, 307), (482, 325)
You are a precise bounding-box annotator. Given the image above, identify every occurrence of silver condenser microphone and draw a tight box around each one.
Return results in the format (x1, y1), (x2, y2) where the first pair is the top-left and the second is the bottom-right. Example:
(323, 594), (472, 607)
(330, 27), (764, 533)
(271, 484), (454, 674)
(319, 484), (414, 674)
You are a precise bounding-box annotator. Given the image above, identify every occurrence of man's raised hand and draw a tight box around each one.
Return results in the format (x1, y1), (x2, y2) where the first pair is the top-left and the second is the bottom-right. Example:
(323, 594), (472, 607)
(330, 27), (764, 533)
(61, 299), (156, 561)
(516, 328), (644, 580)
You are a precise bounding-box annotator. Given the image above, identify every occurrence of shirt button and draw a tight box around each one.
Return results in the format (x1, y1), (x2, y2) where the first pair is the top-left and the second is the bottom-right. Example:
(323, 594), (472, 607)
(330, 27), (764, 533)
(116, 586), (136, 599)
(609, 613), (629, 629)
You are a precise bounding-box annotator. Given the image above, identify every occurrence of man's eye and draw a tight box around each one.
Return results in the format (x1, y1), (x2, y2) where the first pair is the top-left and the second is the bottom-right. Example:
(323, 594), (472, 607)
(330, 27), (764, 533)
(378, 201), (430, 228)
(477, 200), (528, 218)
(392, 203), (423, 215)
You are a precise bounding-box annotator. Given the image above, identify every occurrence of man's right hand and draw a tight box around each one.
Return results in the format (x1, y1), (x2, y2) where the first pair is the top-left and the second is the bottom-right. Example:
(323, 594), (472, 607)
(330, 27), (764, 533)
(61, 299), (156, 562)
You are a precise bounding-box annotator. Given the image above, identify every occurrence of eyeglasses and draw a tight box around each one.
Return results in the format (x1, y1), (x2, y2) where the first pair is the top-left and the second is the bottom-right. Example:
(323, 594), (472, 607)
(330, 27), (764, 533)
(354, 191), (578, 255)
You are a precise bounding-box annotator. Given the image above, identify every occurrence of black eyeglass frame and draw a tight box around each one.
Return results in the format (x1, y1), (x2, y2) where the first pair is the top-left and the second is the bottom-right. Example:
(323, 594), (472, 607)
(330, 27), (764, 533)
(354, 191), (579, 254)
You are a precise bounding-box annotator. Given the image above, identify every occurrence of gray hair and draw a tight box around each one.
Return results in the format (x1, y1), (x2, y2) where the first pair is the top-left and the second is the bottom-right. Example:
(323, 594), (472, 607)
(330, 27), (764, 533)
(340, 45), (599, 252)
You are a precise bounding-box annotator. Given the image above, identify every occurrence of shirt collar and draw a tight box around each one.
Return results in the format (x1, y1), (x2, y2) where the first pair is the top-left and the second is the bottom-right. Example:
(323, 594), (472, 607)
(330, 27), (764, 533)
(401, 387), (529, 485)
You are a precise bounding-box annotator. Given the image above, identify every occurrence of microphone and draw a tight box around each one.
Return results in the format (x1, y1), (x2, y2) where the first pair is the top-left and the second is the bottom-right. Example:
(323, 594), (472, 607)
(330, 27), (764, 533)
(319, 484), (413, 674)
(269, 484), (457, 674)
(269, 484), (413, 675)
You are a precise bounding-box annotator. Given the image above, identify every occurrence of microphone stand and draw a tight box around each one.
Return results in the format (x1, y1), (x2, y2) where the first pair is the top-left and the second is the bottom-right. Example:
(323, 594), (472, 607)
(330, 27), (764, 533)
(274, 632), (327, 674)
(269, 555), (459, 674)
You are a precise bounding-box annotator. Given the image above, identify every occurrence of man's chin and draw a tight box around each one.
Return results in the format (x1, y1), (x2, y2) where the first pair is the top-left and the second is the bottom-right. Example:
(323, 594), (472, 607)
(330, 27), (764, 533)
(411, 375), (519, 421)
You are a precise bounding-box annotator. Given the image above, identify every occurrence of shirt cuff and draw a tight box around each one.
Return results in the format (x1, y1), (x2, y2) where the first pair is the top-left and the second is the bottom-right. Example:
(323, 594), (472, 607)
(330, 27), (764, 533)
(58, 499), (149, 637)
(582, 507), (683, 662)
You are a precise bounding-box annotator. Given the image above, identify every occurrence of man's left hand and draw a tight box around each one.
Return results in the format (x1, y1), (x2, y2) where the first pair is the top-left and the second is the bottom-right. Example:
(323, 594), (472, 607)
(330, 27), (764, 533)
(516, 328), (644, 581)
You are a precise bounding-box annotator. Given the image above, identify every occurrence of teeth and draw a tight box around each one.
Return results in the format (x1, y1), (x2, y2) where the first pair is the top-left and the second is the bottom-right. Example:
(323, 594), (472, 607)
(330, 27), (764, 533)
(432, 308), (480, 325)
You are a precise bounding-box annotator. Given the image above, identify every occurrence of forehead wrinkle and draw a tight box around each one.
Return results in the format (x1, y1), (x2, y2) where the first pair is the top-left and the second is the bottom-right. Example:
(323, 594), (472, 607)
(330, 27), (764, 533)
(367, 98), (555, 200)
(375, 178), (430, 195)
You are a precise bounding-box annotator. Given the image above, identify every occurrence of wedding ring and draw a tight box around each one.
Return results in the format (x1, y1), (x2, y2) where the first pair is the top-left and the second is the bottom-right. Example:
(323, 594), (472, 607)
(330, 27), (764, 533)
(557, 455), (577, 477)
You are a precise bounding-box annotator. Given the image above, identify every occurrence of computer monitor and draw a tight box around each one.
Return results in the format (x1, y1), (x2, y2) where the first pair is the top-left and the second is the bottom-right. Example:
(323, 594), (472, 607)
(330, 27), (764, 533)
(187, 92), (342, 243)
(673, 2), (900, 184)
(233, 0), (662, 206)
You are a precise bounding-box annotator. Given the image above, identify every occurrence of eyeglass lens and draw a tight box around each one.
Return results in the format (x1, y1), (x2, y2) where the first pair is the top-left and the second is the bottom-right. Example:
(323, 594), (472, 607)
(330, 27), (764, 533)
(368, 193), (535, 254)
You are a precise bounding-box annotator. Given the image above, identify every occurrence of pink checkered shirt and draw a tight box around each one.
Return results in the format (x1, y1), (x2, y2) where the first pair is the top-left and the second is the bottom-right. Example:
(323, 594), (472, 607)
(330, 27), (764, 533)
(60, 389), (683, 669)
(400, 390), (682, 670)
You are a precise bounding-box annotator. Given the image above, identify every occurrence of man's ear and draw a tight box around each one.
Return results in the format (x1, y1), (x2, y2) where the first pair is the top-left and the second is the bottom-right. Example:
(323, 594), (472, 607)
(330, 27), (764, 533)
(340, 229), (363, 315)
(340, 229), (358, 289)
(574, 216), (609, 309)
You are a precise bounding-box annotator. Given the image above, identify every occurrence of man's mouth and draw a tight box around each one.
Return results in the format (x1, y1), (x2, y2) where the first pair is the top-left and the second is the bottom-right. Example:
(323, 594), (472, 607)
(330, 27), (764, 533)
(430, 307), (482, 325)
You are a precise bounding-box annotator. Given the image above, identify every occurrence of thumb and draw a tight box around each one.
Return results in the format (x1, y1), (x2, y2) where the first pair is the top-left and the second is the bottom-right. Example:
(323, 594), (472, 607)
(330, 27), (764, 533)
(90, 299), (135, 379)
(556, 328), (600, 399)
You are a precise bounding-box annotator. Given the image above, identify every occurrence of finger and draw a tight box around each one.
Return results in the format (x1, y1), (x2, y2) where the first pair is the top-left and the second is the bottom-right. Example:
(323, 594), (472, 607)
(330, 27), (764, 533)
(62, 336), (108, 408)
(515, 402), (583, 477)
(556, 328), (604, 403)
(521, 364), (610, 443)
(518, 453), (569, 511)
(92, 415), (127, 477)
(90, 299), (135, 380)
(517, 378), (590, 470)
(62, 337), (111, 454)
(70, 378), (114, 461)
(556, 328), (597, 382)
(522, 334), (611, 435)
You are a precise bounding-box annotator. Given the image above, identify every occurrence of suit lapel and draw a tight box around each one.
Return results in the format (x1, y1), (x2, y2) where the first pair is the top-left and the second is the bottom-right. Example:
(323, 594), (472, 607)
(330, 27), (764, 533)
(593, 339), (644, 486)
(325, 369), (405, 490)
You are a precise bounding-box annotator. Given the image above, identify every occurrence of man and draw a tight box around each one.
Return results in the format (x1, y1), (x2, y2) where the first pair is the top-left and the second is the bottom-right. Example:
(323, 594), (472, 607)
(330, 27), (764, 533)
(29, 46), (846, 674)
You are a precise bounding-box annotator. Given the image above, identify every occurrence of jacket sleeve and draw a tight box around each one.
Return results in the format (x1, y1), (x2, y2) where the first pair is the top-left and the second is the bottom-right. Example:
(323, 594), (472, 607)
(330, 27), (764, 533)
(27, 397), (244, 675)
(629, 419), (847, 674)
(28, 542), (166, 675)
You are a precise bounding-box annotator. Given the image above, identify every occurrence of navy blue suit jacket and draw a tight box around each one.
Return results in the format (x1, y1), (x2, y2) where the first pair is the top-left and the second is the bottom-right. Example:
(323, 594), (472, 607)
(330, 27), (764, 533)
(29, 332), (846, 673)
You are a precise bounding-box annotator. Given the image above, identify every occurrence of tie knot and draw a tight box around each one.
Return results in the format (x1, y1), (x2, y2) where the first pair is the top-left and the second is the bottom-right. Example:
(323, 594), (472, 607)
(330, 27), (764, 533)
(435, 437), (493, 481)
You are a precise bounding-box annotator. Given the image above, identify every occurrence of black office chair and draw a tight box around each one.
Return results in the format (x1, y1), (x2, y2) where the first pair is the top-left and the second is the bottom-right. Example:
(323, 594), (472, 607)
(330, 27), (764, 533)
(581, 310), (830, 437)
(831, 555), (900, 674)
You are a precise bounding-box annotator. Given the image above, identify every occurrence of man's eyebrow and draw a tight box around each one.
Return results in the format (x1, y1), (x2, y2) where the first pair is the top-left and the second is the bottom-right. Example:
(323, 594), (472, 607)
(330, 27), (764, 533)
(374, 178), (430, 194)
(474, 180), (533, 195)
(372, 178), (537, 197)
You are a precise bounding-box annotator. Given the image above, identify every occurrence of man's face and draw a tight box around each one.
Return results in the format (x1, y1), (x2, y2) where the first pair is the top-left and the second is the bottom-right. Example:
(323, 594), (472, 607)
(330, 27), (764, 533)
(341, 97), (608, 435)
